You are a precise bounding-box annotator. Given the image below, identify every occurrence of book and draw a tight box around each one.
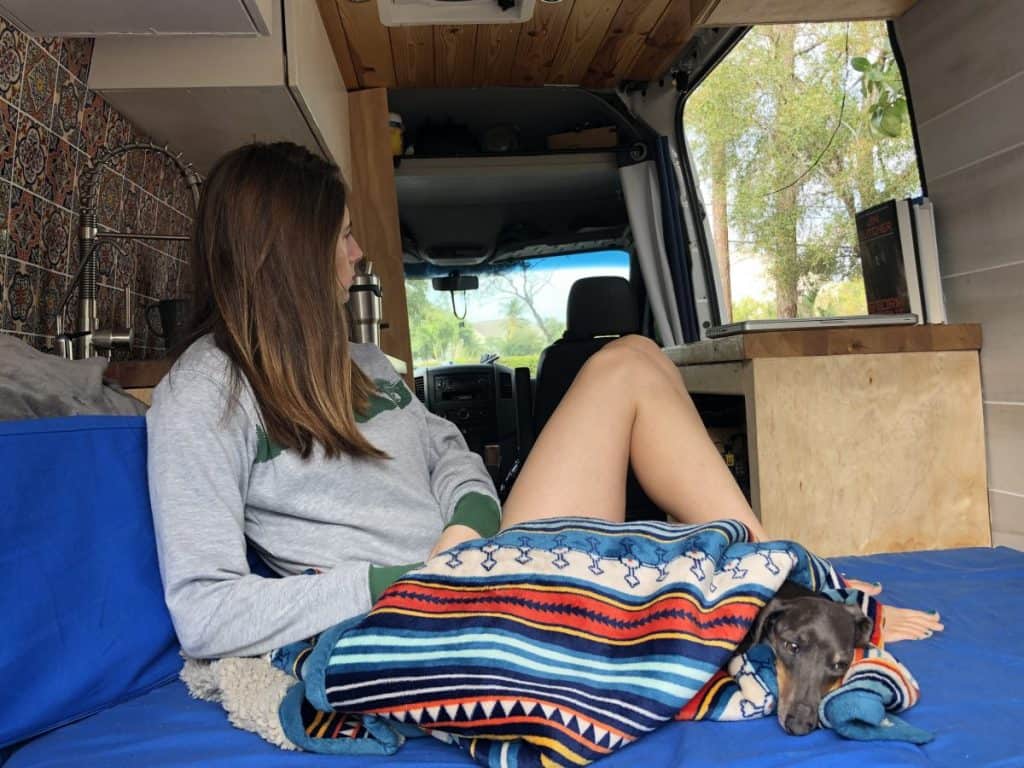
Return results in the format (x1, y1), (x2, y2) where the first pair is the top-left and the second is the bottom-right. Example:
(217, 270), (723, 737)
(855, 198), (924, 321)
(911, 198), (947, 324)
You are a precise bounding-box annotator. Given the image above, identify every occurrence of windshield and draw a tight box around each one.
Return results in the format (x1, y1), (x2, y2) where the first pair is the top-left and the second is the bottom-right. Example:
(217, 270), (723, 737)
(405, 251), (630, 374)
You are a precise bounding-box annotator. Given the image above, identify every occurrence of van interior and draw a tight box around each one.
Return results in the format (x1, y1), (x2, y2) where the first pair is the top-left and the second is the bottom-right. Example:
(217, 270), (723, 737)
(1, 0), (1022, 766)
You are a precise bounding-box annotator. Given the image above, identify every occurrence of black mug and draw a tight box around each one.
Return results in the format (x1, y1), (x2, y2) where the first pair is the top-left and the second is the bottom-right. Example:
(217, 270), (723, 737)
(145, 299), (190, 349)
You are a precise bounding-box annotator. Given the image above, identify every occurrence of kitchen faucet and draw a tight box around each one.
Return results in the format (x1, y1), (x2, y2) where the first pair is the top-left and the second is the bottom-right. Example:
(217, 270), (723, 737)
(55, 141), (202, 359)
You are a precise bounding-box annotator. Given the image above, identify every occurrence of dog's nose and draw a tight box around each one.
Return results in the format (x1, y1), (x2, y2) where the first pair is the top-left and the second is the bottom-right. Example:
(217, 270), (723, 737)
(783, 703), (817, 736)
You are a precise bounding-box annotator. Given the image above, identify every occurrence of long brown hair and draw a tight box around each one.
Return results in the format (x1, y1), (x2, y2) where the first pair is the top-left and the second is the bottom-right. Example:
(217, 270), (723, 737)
(180, 141), (386, 460)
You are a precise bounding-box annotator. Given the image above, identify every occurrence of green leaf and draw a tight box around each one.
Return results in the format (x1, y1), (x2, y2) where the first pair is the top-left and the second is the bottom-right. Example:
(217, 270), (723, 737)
(850, 56), (872, 72)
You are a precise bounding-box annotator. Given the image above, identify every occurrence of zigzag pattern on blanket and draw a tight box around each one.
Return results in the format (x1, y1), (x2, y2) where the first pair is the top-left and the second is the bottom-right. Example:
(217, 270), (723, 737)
(307, 518), (845, 766)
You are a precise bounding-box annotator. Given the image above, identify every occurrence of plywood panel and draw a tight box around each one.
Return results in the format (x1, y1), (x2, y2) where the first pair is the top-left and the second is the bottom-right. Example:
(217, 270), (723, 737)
(752, 351), (990, 556)
(944, 265), (1024, 404)
(698, 0), (917, 26)
(347, 89), (413, 382)
(627, 0), (694, 84)
(547, 0), (621, 85)
(390, 25), (435, 88)
(509, 0), (577, 86)
(334, 0), (396, 88)
(581, 0), (670, 88)
(473, 24), (522, 86)
(316, 0), (358, 89)
(435, 25), (478, 89)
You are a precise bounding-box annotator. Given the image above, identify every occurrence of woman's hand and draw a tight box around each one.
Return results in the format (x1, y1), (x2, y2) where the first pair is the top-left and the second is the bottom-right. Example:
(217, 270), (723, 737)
(427, 524), (481, 560)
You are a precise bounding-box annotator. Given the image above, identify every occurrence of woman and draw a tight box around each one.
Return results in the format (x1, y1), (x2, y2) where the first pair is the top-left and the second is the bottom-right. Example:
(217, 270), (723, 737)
(147, 142), (941, 663)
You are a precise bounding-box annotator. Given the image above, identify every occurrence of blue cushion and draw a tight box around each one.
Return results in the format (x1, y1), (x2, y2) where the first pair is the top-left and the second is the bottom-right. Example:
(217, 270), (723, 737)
(0, 416), (181, 749)
(7, 547), (1024, 767)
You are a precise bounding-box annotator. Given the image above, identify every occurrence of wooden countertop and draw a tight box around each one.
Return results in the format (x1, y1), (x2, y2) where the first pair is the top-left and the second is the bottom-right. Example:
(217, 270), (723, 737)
(105, 358), (173, 389)
(663, 323), (981, 366)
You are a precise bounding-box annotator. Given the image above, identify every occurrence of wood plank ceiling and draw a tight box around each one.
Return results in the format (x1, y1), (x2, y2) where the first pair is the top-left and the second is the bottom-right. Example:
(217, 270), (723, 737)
(316, 0), (694, 90)
(316, 0), (919, 90)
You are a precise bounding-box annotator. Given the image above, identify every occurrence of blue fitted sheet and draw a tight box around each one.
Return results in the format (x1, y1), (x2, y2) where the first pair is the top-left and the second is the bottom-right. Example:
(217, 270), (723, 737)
(8, 546), (1024, 768)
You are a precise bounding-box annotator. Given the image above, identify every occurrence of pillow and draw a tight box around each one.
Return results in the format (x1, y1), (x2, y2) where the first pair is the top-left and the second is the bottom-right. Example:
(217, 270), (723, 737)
(0, 415), (181, 749)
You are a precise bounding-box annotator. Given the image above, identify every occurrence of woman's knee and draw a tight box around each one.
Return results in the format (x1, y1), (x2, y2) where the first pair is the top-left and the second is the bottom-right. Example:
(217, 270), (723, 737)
(581, 336), (665, 392)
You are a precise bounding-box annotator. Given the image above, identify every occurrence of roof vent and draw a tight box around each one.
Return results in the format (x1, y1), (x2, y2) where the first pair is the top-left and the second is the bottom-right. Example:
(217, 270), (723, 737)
(377, 0), (535, 27)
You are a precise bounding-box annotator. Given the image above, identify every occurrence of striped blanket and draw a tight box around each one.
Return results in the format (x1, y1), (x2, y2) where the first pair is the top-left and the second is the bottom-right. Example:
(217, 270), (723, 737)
(280, 518), (924, 765)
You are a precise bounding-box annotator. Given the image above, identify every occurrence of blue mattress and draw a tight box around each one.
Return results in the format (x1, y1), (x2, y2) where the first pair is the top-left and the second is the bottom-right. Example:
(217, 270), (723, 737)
(8, 546), (1024, 768)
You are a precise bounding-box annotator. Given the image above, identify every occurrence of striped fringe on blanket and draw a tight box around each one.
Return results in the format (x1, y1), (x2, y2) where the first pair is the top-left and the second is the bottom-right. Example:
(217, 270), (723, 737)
(281, 518), (926, 766)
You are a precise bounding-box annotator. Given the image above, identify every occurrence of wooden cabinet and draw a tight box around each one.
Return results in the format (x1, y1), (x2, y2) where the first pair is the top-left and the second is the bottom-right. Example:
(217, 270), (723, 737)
(347, 89), (413, 383)
(0, 0), (270, 37)
(88, 0), (350, 177)
(664, 324), (991, 557)
(692, 0), (918, 26)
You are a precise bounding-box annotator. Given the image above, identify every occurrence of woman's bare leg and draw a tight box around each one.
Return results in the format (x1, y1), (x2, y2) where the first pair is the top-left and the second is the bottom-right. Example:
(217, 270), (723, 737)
(501, 334), (941, 642)
(501, 335), (766, 539)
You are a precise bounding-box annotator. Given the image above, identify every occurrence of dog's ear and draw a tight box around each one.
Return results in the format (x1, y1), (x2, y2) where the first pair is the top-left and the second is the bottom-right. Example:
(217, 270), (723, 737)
(844, 604), (874, 647)
(751, 598), (788, 645)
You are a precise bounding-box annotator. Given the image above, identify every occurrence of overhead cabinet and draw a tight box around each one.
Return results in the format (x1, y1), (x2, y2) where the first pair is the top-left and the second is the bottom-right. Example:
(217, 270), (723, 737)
(0, 0), (271, 36)
(88, 0), (350, 177)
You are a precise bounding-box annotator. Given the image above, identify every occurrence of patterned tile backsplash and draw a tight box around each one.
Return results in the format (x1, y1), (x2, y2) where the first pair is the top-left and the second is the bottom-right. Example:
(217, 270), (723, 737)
(0, 20), (193, 360)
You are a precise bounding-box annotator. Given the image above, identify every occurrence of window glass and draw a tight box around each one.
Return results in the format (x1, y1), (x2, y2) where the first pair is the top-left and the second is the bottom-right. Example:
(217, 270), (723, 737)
(405, 251), (629, 374)
(684, 22), (921, 320)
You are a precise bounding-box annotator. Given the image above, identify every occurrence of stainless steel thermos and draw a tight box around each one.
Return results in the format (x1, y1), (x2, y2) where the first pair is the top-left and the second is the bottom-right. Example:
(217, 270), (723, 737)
(349, 261), (383, 346)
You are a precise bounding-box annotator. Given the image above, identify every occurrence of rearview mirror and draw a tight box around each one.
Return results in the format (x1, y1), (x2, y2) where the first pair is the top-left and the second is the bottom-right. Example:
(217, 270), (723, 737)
(432, 273), (479, 292)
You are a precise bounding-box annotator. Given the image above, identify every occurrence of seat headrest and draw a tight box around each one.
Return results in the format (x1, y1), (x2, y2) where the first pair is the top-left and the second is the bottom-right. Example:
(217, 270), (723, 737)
(564, 276), (639, 341)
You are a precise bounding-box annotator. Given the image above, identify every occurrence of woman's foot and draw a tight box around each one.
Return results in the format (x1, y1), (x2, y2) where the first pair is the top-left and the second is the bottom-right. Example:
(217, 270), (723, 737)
(881, 606), (944, 643)
(842, 576), (943, 642)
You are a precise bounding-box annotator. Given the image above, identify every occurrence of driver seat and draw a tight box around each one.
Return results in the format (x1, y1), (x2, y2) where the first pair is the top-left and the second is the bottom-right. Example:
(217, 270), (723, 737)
(530, 276), (664, 522)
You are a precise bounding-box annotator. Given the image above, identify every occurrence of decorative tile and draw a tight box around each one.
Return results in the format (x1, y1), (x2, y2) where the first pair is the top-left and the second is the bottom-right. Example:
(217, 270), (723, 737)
(140, 149), (164, 197)
(20, 41), (57, 127)
(2, 256), (65, 336)
(79, 89), (107, 156)
(39, 203), (71, 273)
(95, 234), (115, 284)
(51, 66), (84, 145)
(157, 156), (181, 204)
(121, 181), (140, 234)
(102, 107), (131, 173)
(46, 134), (77, 210)
(59, 37), (93, 84)
(96, 166), (123, 230)
(0, 99), (16, 182)
(131, 244), (154, 300)
(0, 178), (11, 236)
(9, 186), (45, 266)
(37, 37), (61, 61)
(137, 190), (158, 234)
(114, 240), (136, 289)
(0, 23), (26, 109)
(13, 118), (48, 195)
(125, 129), (149, 183)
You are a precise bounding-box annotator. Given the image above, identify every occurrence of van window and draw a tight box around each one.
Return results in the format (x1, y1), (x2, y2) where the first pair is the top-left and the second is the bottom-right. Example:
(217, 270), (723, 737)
(405, 251), (629, 374)
(683, 21), (922, 321)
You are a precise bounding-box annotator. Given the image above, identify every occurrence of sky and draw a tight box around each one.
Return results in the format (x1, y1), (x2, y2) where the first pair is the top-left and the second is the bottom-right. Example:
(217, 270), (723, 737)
(429, 251), (631, 323)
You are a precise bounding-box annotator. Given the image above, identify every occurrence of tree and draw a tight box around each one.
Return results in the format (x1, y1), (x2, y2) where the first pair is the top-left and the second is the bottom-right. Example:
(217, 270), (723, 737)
(685, 21), (920, 319)
(404, 279), (483, 364)
(486, 262), (558, 343)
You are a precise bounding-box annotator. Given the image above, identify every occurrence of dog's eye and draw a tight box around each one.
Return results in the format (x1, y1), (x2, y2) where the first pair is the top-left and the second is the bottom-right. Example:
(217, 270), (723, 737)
(784, 640), (800, 654)
(829, 662), (848, 674)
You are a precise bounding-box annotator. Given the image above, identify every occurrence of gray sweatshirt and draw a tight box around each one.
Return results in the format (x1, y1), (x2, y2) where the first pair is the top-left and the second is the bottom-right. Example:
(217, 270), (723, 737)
(146, 336), (498, 659)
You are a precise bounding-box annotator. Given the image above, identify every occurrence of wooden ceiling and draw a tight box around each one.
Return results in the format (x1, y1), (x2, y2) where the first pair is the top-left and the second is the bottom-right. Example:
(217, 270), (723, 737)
(316, 0), (694, 90)
(316, 0), (919, 91)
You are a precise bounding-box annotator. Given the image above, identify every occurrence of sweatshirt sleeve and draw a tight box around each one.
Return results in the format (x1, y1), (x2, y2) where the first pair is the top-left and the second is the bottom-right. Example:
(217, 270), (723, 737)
(147, 369), (373, 659)
(421, 406), (501, 535)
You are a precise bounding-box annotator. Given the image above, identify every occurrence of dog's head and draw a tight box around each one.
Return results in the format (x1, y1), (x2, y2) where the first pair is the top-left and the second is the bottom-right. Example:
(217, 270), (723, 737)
(751, 595), (873, 735)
